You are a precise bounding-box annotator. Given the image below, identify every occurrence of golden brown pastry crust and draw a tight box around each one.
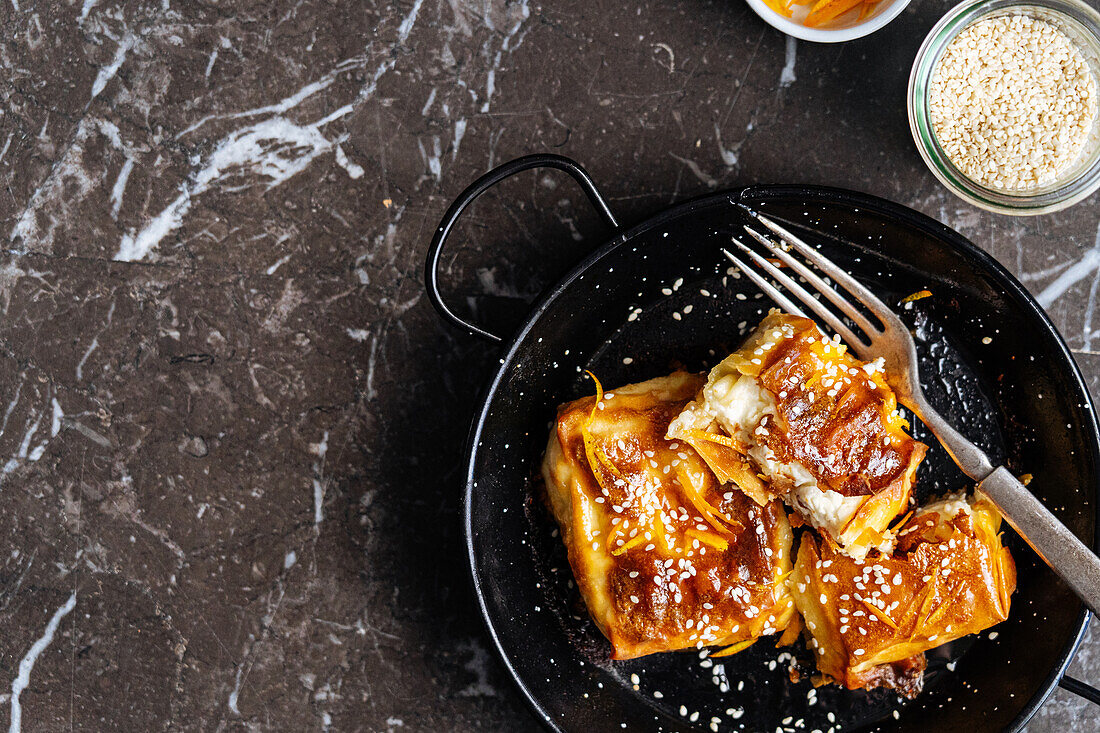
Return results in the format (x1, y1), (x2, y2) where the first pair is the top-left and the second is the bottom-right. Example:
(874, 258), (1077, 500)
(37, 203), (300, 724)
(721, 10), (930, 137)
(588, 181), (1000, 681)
(738, 313), (924, 498)
(790, 494), (1016, 696)
(542, 371), (795, 660)
(670, 311), (927, 556)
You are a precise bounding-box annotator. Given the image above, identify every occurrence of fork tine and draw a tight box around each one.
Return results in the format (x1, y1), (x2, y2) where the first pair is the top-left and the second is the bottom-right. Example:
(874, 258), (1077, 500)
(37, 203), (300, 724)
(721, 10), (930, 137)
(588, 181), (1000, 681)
(750, 213), (906, 332)
(720, 249), (808, 319)
(730, 239), (868, 349)
(743, 225), (879, 338)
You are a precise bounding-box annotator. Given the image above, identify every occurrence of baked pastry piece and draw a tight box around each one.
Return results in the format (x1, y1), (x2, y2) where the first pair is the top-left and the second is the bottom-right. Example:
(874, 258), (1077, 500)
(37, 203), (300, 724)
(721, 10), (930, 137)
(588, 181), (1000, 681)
(542, 371), (797, 660)
(668, 310), (927, 558)
(790, 493), (1016, 696)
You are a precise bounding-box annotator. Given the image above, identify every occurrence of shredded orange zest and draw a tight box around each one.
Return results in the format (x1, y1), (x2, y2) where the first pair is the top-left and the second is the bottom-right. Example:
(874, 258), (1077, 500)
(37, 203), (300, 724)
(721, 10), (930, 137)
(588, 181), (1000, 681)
(859, 597), (900, 630)
(653, 505), (675, 551)
(675, 465), (742, 534)
(686, 528), (729, 551)
(773, 0), (882, 32)
(580, 373), (679, 555)
(762, 0), (794, 16)
(580, 371), (617, 498)
(679, 479), (729, 534)
(583, 371), (604, 427)
(685, 428), (738, 449)
(582, 435), (612, 496)
(610, 533), (646, 556)
(901, 289), (933, 304)
(711, 638), (757, 657)
(1019, 473), (1033, 486)
(805, 0), (864, 26)
(582, 438), (612, 497)
(594, 445), (629, 483)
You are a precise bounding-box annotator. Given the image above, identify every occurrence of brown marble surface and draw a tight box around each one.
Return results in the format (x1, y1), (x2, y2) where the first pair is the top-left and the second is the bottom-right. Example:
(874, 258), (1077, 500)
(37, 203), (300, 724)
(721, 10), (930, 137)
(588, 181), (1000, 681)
(0, 0), (1098, 730)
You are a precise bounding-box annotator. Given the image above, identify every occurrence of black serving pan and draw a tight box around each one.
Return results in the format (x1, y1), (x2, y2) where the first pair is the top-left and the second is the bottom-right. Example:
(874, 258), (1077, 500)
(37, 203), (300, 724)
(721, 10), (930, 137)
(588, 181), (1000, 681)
(425, 154), (1100, 732)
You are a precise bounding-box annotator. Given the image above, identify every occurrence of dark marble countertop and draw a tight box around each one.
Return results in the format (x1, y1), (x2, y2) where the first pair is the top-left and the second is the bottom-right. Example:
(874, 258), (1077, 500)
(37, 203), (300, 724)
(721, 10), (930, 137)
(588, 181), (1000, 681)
(1, 0), (1098, 730)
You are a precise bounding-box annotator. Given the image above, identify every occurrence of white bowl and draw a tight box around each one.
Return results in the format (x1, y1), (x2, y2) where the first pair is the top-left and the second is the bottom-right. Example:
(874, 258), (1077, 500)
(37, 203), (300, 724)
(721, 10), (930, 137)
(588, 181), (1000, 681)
(744, 0), (913, 42)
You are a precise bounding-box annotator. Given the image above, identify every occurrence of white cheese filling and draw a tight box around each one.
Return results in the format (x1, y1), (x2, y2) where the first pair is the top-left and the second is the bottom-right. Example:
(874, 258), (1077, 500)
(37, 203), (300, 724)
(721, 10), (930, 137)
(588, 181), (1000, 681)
(702, 372), (864, 541)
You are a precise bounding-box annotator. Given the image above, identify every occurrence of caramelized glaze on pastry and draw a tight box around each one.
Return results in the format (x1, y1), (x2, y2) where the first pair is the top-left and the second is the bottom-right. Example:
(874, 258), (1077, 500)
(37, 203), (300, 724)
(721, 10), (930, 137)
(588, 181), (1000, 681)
(668, 311), (927, 558)
(542, 372), (796, 660)
(789, 493), (1016, 696)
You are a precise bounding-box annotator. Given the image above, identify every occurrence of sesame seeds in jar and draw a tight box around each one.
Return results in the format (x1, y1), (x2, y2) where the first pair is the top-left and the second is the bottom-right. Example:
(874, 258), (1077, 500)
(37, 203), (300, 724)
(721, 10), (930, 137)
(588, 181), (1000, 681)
(929, 14), (1098, 191)
(909, 0), (1100, 214)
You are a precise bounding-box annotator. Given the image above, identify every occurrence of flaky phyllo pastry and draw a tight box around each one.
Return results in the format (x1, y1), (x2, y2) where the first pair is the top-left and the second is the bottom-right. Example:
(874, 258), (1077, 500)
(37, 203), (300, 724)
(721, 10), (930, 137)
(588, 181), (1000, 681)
(668, 310), (928, 559)
(790, 494), (1016, 697)
(540, 311), (1015, 695)
(541, 372), (797, 660)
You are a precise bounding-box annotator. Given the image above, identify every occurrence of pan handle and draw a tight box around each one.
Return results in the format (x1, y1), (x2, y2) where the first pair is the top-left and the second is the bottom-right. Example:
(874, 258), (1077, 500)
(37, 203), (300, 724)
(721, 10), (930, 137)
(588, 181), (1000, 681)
(424, 153), (619, 343)
(1060, 671), (1100, 707)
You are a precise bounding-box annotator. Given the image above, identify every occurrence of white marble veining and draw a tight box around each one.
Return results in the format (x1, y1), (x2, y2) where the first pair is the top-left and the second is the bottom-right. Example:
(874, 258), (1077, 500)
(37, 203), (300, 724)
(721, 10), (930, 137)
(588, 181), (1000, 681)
(1, 1), (1098, 730)
(1036, 224), (1100, 309)
(8, 593), (77, 733)
(779, 37), (797, 87)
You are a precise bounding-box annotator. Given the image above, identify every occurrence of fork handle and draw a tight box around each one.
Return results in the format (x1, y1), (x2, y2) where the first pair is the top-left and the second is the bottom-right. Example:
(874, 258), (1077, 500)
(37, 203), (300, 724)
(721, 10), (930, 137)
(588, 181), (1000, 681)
(978, 466), (1100, 617)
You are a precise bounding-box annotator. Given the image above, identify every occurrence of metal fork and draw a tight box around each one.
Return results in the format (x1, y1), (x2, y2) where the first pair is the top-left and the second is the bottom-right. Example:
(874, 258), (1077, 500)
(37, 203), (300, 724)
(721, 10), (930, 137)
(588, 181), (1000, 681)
(723, 211), (1100, 617)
